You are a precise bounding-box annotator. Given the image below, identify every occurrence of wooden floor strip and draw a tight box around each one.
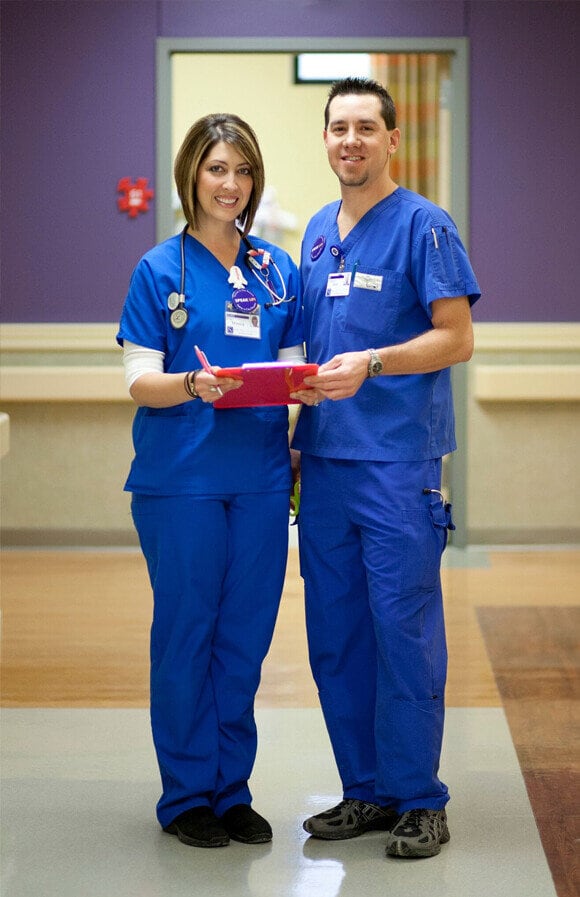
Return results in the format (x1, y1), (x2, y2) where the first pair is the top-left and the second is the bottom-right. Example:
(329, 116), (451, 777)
(477, 606), (580, 897)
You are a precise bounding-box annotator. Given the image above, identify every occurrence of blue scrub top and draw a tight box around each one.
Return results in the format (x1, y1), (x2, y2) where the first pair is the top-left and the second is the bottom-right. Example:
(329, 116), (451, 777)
(293, 188), (481, 462)
(117, 232), (303, 495)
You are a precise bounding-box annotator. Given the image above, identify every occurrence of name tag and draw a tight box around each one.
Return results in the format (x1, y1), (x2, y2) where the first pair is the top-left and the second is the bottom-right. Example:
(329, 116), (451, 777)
(225, 303), (261, 339)
(326, 272), (352, 297)
(353, 272), (383, 291)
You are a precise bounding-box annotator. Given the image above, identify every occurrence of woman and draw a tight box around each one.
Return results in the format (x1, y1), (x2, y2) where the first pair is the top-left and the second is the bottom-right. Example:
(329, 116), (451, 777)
(117, 114), (304, 848)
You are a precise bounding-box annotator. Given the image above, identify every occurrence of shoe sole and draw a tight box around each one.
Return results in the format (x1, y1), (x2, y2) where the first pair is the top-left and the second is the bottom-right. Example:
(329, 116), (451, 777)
(303, 820), (391, 841)
(163, 823), (230, 848)
(228, 831), (272, 844)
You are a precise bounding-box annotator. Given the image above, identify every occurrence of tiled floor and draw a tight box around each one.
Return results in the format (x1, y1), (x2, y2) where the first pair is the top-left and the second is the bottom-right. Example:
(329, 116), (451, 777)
(1, 545), (578, 897)
(1, 708), (557, 897)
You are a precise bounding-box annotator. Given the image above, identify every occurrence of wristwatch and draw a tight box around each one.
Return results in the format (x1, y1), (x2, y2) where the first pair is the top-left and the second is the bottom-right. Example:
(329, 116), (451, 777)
(367, 348), (383, 378)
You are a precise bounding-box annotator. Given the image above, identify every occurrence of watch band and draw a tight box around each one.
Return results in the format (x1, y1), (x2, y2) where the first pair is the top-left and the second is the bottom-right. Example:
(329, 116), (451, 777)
(367, 348), (383, 378)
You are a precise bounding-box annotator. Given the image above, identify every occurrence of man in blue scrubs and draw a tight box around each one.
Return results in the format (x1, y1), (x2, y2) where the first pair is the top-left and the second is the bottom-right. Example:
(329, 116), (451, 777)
(292, 78), (481, 858)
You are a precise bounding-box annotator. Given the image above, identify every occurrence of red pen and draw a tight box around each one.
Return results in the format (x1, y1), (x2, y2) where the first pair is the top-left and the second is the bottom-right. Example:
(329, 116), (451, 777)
(194, 345), (223, 396)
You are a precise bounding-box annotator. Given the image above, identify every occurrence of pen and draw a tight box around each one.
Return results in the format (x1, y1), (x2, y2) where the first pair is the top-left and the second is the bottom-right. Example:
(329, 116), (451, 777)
(194, 345), (223, 397)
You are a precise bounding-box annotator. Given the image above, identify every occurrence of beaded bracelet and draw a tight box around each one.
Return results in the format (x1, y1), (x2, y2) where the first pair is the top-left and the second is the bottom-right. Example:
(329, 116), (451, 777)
(183, 369), (200, 399)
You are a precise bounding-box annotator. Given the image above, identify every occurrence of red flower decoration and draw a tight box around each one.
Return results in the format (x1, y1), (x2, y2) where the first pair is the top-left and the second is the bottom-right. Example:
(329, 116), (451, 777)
(117, 177), (154, 218)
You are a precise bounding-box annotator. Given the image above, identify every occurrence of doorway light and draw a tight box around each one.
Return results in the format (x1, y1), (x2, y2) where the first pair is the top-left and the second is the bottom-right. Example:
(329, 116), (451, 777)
(294, 53), (372, 83)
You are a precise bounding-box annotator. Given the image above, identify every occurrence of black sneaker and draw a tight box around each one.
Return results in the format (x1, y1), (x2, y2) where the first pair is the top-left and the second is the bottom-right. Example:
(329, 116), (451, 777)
(303, 799), (397, 840)
(220, 804), (273, 844)
(385, 808), (450, 858)
(163, 806), (230, 848)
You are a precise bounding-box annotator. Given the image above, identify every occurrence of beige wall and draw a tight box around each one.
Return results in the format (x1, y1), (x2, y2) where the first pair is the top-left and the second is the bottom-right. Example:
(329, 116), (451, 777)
(0, 325), (137, 546)
(172, 53), (338, 263)
(466, 323), (580, 544)
(1, 323), (579, 546)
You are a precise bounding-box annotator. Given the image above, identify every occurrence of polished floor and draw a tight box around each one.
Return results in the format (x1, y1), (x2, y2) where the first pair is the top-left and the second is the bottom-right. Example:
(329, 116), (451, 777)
(1, 545), (579, 897)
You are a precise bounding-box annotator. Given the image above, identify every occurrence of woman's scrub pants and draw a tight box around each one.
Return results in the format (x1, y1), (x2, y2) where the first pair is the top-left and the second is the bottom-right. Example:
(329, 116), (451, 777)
(132, 490), (289, 828)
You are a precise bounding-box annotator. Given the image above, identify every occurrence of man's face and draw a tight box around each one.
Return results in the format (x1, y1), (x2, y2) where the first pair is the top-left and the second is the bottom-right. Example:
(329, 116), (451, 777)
(324, 93), (398, 190)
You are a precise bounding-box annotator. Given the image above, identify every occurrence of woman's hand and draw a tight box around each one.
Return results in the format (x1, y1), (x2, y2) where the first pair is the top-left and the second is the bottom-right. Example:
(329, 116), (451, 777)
(195, 368), (242, 403)
(289, 387), (325, 406)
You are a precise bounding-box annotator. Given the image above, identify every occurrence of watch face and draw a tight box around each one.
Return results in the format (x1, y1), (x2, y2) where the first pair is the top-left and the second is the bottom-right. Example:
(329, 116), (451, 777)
(367, 350), (382, 377)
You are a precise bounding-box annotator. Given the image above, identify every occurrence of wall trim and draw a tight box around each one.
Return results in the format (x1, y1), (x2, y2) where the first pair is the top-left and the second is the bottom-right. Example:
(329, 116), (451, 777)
(473, 322), (580, 352)
(1, 366), (128, 402)
(3, 322), (578, 353)
(0, 323), (119, 352)
(473, 364), (580, 402)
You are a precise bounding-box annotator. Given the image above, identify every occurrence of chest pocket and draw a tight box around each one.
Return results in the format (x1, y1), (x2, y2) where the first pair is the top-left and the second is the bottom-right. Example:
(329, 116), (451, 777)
(335, 268), (403, 341)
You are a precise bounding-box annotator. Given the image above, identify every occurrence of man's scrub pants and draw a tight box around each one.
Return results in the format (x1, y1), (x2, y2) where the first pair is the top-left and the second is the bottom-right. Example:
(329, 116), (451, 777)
(298, 454), (452, 813)
(131, 490), (289, 828)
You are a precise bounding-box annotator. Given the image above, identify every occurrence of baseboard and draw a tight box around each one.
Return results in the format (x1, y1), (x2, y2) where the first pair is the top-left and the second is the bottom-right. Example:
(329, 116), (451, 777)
(1, 529), (140, 548)
(2, 526), (579, 550)
(468, 527), (580, 546)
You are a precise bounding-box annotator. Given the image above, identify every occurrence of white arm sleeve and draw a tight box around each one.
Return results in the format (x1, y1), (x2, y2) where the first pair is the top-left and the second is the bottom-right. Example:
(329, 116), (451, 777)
(122, 340), (165, 389)
(123, 341), (305, 389)
(277, 344), (306, 365)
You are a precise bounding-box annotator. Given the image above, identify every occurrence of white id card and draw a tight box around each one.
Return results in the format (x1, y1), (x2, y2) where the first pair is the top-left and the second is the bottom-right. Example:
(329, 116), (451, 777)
(325, 272), (352, 297)
(353, 271), (383, 291)
(225, 303), (261, 339)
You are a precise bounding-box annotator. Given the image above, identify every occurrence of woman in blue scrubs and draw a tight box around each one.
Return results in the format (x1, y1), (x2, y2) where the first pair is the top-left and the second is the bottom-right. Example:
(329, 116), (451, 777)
(117, 114), (304, 848)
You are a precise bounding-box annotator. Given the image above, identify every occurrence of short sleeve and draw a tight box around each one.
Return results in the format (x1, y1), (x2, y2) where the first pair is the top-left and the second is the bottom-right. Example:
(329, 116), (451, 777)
(415, 224), (481, 310)
(116, 259), (167, 351)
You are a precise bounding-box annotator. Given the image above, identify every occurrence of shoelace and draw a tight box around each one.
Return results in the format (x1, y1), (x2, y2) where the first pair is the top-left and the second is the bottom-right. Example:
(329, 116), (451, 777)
(398, 808), (428, 832)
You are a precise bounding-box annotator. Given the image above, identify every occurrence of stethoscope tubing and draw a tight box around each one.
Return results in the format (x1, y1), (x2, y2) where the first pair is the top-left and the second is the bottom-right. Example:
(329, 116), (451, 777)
(171, 227), (293, 329)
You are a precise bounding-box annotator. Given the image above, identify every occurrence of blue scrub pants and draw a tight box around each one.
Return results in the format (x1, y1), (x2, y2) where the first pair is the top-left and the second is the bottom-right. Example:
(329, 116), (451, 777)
(131, 490), (289, 828)
(298, 455), (451, 813)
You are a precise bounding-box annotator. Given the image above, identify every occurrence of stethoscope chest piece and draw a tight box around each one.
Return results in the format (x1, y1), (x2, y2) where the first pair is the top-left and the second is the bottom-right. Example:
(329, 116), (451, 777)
(168, 227), (190, 329)
(169, 305), (188, 329)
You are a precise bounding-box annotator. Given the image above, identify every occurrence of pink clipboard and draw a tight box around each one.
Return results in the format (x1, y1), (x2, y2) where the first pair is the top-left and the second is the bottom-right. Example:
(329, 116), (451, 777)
(194, 345), (317, 408)
(214, 362), (319, 408)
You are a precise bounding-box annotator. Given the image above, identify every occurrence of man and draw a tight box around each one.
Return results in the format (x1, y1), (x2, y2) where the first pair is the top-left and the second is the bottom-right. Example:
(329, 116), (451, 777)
(291, 77), (481, 859)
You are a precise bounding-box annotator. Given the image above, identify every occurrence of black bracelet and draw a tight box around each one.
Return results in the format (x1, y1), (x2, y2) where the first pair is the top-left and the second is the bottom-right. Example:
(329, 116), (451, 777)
(183, 369), (200, 399)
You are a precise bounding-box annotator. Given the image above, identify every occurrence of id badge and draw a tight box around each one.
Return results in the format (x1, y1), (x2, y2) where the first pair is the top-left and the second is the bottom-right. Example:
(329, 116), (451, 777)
(326, 271), (352, 297)
(225, 302), (261, 339)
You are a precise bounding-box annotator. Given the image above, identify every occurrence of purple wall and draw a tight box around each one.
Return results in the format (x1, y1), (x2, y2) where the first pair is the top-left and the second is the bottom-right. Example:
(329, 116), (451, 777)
(1, 1), (578, 323)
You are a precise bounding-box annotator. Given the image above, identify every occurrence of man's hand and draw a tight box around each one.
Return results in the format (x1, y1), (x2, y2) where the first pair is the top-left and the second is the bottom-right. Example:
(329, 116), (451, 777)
(300, 350), (369, 400)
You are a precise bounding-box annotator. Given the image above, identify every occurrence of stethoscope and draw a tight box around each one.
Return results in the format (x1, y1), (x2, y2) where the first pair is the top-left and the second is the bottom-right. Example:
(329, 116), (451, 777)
(168, 226), (295, 329)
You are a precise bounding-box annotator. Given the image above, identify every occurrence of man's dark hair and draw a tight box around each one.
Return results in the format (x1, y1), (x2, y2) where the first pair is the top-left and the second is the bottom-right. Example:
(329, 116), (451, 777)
(324, 77), (397, 131)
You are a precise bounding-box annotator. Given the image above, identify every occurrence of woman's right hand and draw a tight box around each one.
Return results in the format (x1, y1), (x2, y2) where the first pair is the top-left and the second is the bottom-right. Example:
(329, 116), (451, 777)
(195, 368), (242, 403)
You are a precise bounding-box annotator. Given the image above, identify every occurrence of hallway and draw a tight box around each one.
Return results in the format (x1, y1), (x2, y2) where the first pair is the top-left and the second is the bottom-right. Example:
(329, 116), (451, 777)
(1, 546), (578, 896)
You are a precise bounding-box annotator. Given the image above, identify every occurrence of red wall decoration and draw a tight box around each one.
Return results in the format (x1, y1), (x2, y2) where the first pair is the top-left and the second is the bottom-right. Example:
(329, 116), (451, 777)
(117, 177), (154, 218)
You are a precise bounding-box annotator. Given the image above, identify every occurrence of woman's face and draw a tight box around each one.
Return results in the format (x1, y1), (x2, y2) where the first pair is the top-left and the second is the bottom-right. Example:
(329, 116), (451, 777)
(194, 140), (253, 229)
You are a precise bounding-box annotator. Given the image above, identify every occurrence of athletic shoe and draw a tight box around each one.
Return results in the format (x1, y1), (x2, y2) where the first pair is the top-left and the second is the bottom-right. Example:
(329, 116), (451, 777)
(220, 804), (273, 844)
(303, 798), (397, 840)
(163, 806), (230, 848)
(385, 808), (450, 858)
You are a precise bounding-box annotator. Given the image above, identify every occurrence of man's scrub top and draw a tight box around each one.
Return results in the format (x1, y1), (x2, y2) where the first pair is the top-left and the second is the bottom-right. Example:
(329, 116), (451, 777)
(293, 188), (481, 462)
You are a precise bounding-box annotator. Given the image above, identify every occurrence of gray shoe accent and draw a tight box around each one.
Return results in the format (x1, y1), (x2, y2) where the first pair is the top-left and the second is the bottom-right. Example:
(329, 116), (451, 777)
(385, 808), (450, 858)
(303, 799), (397, 841)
